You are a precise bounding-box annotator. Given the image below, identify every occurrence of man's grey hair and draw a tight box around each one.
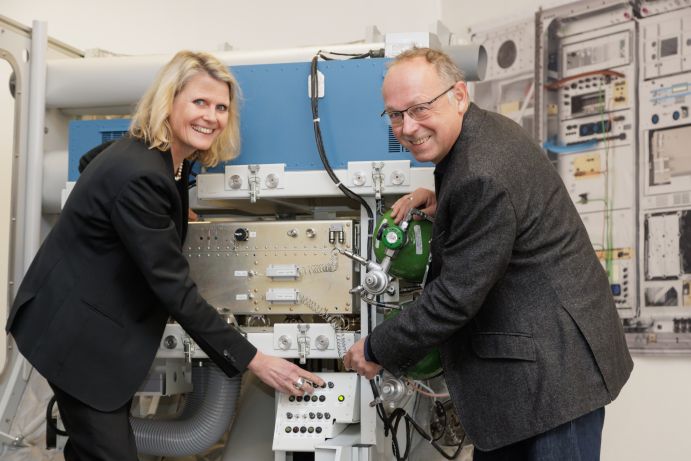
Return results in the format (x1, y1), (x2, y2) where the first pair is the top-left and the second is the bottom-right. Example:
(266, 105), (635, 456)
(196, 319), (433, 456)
(389, 47), (465, 86)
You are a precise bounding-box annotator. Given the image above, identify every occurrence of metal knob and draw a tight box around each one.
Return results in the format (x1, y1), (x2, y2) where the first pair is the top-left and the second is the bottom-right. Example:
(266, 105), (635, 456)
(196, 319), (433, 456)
(234, 228), (249, 241)
(265, 173), (279, 189)
(278, 335), (292, 351)
(228, 174), (243, 189)
(315, 335), (329, 351)
(163, 335), (178, 349)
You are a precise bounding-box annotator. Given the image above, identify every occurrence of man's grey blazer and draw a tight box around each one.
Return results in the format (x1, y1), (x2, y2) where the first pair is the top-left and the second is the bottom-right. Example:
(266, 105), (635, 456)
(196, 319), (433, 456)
(369, 103), (633, 451)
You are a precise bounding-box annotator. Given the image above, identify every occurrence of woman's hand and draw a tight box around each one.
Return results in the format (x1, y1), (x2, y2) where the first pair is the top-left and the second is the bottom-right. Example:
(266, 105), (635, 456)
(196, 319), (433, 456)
(390, 188), (437, 224)
(247, 351), (325, 396)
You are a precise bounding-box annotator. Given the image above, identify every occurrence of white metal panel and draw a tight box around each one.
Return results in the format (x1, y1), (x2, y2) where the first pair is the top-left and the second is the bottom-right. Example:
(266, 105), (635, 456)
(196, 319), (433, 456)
(646, 213), (681, 278)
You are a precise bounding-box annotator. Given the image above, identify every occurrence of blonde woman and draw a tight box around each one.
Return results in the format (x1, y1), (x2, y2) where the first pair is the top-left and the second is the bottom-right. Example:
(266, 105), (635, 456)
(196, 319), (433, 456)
(7, 51), (322, 460)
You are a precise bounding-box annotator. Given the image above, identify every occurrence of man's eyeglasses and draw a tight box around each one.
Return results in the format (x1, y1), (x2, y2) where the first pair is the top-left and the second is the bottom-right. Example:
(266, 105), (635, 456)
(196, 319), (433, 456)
(381, 85), (456, 126)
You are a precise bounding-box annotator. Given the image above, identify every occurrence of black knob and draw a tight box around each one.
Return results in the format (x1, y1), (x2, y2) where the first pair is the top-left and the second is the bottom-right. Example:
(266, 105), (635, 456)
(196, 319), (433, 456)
(292, 426), (299, 433)
(289, 396), (295, 402)
(316, 427), (323, 434)
(308, 427), (315, 433)
(234, 228), (249, 241)
(296, 396), (303, 402)
(287, 412), (293, 419)
(319, 395), (326, 402)
(328, 381), (334, 388)
(309, 412), (315, 419)
(311, 395), (318, 402)
(317, 412), (323, 419)
(300, 426), (307, 433)
(325, 412), (331, 419)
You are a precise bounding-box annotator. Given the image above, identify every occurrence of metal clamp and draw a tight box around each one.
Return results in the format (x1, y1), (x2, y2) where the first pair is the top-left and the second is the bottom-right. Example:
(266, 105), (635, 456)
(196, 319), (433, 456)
(297, 324), (310, 364)
(248, 164), (261, 203)
(372, 162), (385, 200)
(183, 337), (195, 365)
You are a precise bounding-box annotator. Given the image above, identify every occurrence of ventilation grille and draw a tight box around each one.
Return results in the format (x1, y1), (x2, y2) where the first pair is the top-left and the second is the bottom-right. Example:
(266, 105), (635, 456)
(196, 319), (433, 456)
(674, 191), (691, 207)
(387, 127), (409, 153)
(101, 130), (127, 143)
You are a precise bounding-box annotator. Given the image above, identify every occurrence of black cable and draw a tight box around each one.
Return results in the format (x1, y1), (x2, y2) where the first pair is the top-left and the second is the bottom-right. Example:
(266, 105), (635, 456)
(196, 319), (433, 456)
(405, 412), (464, 460)
(46, 396), (69, 437)
(309, 53), (374, 234)
(318, 49), (385, 61)
(376, 400), (464, 460)
(310, 50), (458, 459)
(369, 300), (403, 310)
(370, 385), (465, 460)
(398, 285), (424, 294)
(309, 52), (378, 336)
(390, 408), (413, 460)
(432, 400), (447, 442)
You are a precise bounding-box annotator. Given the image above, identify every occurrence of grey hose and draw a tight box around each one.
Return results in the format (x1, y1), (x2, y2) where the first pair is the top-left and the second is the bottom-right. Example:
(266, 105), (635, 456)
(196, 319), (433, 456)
(131, 364), (241, 457)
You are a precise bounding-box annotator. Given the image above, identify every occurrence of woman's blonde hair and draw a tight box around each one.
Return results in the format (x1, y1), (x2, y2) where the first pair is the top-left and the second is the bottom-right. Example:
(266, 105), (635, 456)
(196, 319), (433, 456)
(130, 50), (241, 167)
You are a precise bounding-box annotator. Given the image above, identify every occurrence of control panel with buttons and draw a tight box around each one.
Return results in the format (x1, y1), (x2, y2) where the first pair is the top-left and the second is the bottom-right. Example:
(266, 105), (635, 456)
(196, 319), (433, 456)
(558, 67), (634, 121)
(558, 110), (632, 147)
(641, 74), (691, 131)
(272, 372), (360, 452)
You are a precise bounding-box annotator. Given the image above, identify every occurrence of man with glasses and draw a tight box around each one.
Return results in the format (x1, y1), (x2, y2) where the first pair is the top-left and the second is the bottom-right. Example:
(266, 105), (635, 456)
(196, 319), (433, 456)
(343, 47), (632, 460)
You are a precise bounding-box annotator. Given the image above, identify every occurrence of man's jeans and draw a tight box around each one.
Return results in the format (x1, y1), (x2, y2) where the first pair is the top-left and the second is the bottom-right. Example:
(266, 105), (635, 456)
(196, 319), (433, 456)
(473, 407), (605, 461)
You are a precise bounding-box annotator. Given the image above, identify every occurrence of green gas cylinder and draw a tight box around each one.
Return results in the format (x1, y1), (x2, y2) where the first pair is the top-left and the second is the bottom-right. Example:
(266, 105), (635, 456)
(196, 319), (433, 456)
(385, 300), (442, 380)
(373, 209), (433, 283)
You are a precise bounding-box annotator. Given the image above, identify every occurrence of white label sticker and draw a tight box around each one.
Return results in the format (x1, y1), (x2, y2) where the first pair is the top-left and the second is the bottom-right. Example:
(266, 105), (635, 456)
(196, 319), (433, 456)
(414, 225), (423, 254)
(235, 294), (248, 301)
(234, 270), (248, 277)
(249, 231), (257, 238)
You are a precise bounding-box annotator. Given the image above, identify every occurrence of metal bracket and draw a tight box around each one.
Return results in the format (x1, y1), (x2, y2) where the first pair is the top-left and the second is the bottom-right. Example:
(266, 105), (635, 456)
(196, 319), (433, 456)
(371, 162), (385, 200)
(248, 164), (261, 203)
(297, 324), (311, 364)
(182, 337), (195, 365)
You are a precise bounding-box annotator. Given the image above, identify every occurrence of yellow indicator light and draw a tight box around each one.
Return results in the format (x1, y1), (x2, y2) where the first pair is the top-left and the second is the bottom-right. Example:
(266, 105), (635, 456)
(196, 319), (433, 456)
(338, 395), (345, 402)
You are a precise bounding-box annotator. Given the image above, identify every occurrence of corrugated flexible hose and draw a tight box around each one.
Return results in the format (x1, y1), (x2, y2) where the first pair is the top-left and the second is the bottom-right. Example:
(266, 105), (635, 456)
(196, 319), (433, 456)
(131, 364), (241, 457)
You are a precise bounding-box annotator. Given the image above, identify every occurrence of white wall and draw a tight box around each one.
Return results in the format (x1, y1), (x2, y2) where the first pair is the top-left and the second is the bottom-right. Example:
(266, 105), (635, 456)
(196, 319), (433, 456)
(1, 1), (690, 460)
(441, 0), (567, 36)
(2, 0), (443, 55)
(603, 355), (690, 461)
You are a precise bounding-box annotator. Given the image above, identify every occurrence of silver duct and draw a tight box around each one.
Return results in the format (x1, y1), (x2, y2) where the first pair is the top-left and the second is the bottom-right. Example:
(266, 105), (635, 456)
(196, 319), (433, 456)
(443, 44), (487, 81)
(45, 43), (385, 112)
(131, 364), (241, 457)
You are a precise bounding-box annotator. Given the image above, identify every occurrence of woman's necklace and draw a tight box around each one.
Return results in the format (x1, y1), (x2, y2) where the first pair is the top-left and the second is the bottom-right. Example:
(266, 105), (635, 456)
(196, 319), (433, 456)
(174, 162), (183, 182)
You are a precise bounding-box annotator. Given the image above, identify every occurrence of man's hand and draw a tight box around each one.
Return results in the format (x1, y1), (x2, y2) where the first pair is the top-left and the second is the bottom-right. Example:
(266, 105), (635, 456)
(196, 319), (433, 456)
(343, 338), (382, 379)
(247, 351), (325, 396)
(390, 187), (437, 224)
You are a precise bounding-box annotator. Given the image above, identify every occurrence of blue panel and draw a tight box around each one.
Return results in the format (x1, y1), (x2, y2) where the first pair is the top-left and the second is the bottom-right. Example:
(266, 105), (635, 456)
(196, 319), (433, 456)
(67, 57), (429, 179)
(68, 119), (130, 181)
(225, 58), (426, 172)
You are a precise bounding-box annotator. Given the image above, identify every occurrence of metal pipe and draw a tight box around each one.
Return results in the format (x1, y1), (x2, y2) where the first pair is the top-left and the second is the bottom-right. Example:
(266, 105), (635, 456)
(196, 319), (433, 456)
(24, 20), (47, 269)
(41, 149), (67, 214)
